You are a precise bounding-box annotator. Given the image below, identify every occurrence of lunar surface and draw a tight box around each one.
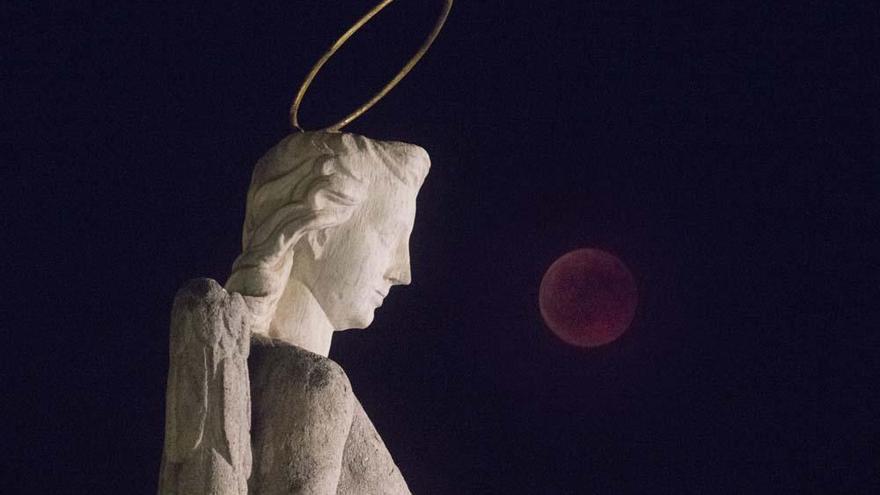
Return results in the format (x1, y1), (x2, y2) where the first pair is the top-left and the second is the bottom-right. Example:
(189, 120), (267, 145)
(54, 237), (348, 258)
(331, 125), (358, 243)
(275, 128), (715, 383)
(539, 248), (638, 347)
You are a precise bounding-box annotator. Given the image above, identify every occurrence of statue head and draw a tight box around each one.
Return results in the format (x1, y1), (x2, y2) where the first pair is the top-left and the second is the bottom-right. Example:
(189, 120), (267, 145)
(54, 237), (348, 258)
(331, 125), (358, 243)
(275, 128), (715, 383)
(226, 132), (430, 341)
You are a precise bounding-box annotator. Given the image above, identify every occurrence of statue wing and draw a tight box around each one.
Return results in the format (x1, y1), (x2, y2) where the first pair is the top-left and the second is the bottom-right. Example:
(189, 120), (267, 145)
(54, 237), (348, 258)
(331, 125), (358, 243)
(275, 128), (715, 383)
(159, 279), (252, 495)
(220, 291), (253, 479)
(162, 280), (212, 463)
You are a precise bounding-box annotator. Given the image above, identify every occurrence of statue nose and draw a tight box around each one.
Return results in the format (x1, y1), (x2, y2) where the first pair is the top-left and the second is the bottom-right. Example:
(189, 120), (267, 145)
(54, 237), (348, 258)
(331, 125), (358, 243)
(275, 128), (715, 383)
(387, 244), (412, 286)
(393, 264), (412, 286)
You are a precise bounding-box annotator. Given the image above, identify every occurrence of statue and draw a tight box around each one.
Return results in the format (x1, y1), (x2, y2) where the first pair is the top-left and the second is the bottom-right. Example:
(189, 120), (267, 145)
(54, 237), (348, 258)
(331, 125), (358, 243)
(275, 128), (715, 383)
(158, 2), (452, 491)
(158, 132), (430, 494)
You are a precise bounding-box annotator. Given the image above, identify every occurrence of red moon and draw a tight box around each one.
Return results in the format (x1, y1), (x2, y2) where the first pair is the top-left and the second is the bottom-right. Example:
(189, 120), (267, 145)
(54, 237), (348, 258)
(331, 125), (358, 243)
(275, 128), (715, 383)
(539, 248), (638, 347)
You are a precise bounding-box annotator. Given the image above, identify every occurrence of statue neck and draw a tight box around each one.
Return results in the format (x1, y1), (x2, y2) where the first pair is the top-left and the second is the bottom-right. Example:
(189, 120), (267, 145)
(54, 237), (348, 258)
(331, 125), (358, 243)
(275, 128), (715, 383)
(268, 278), (334, 357)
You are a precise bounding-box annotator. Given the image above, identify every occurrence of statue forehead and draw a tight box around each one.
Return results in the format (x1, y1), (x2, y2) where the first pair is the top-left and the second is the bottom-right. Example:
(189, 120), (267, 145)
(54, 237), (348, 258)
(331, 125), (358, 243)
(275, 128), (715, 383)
(351, 178), (419, 230)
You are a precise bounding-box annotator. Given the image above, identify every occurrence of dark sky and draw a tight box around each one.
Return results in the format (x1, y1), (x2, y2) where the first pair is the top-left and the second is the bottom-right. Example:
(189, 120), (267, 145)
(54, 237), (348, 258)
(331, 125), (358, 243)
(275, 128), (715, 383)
(5, 1), (877, 493)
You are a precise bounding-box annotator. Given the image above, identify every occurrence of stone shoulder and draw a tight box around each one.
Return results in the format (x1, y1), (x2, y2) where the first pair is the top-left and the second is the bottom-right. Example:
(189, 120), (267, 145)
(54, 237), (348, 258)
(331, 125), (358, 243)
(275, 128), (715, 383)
(304, 351), (351, 395)
(250, 340), (354, 409)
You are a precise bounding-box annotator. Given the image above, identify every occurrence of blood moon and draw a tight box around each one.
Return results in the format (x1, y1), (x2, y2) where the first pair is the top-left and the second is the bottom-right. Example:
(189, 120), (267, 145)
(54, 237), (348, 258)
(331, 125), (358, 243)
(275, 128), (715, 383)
(539, 248), (638, 347)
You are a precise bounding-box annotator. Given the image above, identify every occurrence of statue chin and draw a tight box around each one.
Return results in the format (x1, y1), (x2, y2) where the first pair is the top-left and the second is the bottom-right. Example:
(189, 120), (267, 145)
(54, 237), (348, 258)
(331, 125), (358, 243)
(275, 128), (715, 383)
(335, 310), (377, 332)
(340, 298), (386, 329)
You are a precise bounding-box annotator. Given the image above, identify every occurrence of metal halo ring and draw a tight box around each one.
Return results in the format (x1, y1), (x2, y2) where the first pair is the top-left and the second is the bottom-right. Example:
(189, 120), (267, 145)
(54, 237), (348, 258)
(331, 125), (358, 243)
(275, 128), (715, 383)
(290, 0), (453, 132)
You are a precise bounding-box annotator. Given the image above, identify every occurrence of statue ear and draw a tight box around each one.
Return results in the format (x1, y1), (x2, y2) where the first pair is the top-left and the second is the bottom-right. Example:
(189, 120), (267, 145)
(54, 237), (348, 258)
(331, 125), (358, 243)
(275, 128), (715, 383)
(305, 229), (330, 259)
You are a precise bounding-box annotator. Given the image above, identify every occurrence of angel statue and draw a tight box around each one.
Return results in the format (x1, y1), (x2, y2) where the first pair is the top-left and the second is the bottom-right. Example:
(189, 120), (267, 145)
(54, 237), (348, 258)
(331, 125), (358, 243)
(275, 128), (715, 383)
(157, 2), (452, 492)
(157, 131), (430, 494)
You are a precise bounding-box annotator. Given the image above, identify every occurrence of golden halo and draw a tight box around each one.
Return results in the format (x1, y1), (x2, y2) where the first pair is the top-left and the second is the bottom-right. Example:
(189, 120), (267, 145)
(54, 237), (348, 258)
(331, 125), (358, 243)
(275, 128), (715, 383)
(290, 0), (454, 132)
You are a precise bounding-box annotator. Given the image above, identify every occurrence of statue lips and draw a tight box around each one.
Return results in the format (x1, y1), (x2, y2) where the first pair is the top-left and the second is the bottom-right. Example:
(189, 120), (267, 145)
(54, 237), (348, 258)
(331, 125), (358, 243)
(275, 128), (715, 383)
(374, 289), (389, 307)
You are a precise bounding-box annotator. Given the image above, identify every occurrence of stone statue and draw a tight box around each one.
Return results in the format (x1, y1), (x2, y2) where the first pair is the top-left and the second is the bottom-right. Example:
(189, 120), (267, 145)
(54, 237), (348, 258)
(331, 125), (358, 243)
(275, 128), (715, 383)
(158, 132), (430, 494)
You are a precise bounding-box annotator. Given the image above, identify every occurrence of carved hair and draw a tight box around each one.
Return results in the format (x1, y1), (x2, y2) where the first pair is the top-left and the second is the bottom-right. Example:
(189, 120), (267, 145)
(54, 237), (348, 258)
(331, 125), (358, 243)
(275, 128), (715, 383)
(242, 132), (428, 257)
(225, 132), (429, 326)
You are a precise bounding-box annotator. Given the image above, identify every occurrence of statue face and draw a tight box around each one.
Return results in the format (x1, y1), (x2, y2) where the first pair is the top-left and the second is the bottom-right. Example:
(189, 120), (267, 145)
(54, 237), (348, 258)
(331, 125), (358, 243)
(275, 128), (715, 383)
(302, 178), (418, 330)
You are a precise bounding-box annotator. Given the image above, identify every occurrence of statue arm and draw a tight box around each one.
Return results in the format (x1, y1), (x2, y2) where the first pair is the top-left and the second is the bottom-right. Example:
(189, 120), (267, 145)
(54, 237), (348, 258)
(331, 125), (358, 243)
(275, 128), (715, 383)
(251, 356), (355, 495)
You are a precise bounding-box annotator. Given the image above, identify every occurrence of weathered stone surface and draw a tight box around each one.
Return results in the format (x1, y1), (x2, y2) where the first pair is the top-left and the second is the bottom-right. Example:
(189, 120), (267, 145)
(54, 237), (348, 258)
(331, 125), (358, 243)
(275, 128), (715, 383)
(249, 342), (411, 495)
(158, 278), (252, 495)
(338, 395), (412, 494)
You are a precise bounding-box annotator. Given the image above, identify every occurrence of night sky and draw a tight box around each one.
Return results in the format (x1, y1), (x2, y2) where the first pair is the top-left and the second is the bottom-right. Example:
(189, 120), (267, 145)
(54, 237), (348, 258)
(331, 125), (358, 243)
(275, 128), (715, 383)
(5, 1), (877, 493)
